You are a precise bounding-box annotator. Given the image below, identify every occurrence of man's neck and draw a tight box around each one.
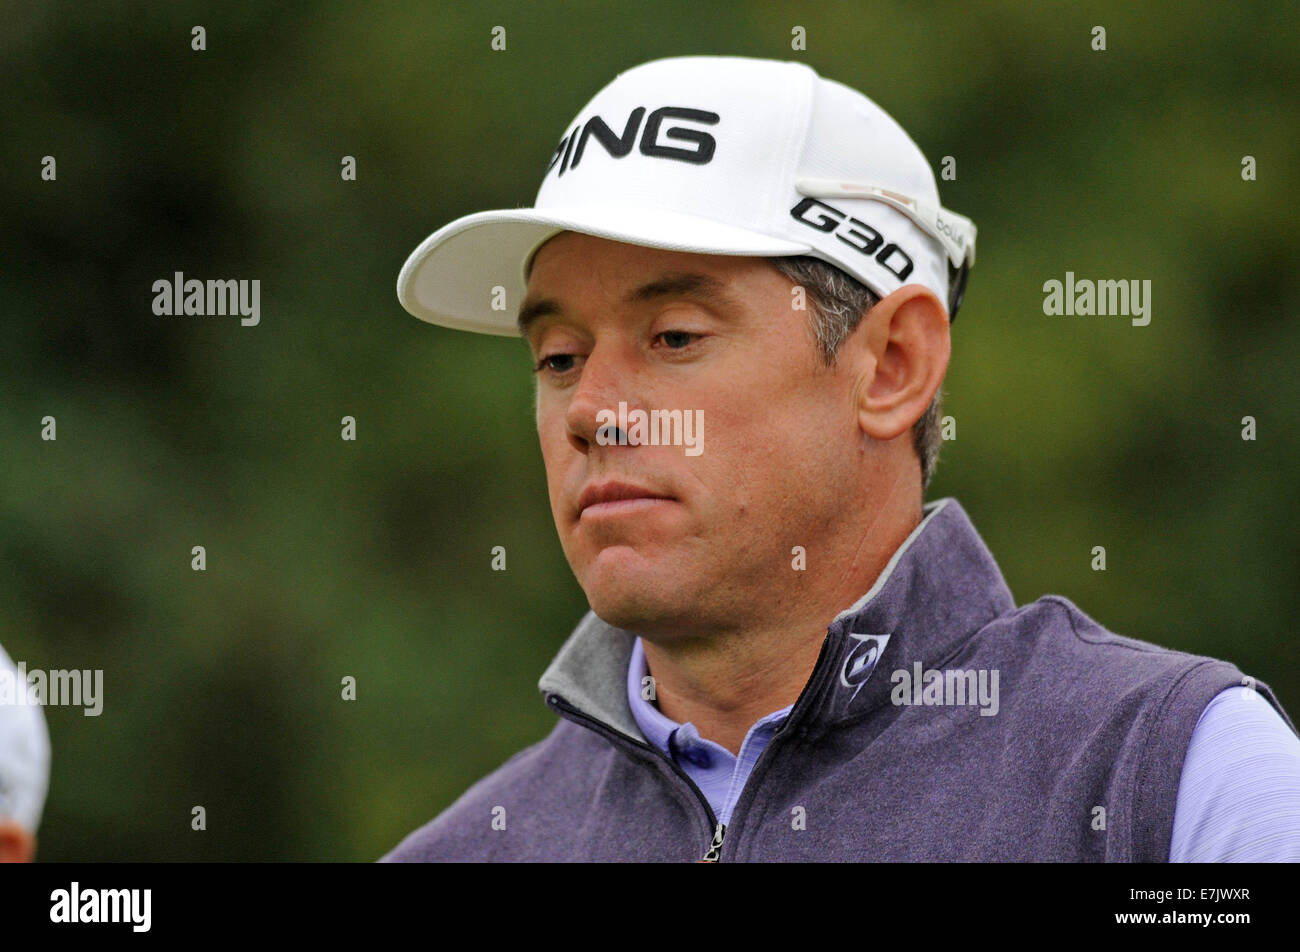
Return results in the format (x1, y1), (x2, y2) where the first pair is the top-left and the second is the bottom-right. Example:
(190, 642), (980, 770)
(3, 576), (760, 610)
(642, 624), (821, 755)
(641, 495), (923, 755)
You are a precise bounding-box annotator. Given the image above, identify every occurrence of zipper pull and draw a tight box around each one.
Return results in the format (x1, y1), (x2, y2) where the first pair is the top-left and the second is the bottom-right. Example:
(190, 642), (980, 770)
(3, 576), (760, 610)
(699, 822), (726, 863)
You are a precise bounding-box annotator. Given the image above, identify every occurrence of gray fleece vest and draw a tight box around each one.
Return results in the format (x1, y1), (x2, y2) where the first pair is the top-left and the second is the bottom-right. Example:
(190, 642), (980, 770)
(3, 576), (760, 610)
(383, 497), (1295, 862)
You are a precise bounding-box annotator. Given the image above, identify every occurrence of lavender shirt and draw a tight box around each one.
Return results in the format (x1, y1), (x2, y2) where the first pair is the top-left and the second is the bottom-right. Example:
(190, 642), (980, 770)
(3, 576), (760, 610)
(627, 637), (1300, 859)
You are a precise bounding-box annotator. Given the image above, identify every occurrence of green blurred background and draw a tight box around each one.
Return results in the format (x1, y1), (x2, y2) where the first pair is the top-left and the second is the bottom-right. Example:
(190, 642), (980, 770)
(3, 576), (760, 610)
(1, 1), (1296, 860)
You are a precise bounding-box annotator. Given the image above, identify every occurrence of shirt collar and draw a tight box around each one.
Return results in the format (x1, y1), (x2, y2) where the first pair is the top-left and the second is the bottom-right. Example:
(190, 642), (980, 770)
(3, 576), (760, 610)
(626, 636), (678, 753)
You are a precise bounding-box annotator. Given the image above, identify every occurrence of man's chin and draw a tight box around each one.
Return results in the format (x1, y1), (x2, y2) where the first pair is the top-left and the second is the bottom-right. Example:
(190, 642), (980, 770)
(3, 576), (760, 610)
(577, 548), (699, 632)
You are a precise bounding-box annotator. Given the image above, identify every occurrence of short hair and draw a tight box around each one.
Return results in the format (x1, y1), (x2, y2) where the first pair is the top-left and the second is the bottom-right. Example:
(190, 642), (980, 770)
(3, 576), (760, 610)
(766, 256), (945, 492)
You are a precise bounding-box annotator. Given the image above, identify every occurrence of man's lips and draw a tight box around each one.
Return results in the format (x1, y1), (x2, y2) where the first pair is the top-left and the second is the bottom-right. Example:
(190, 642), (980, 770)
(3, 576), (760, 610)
(576, 480), (676, 519)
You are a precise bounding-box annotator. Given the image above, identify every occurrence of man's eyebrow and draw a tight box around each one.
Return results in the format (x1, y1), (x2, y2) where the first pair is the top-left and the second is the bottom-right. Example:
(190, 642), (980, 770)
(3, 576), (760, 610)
(517, 271), (741, 338)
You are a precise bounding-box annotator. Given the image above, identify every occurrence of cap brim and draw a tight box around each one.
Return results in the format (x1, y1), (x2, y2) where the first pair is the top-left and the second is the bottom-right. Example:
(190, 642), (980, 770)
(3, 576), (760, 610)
(397, 205), (812, 336)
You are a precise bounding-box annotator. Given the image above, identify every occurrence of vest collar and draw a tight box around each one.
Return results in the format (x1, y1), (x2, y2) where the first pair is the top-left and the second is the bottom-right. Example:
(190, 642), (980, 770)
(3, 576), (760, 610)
(537, 497), (1016, 741)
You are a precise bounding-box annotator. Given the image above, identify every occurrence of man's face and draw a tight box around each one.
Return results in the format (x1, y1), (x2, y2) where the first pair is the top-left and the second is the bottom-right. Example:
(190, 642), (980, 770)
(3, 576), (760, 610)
(522, 232), (868, 640)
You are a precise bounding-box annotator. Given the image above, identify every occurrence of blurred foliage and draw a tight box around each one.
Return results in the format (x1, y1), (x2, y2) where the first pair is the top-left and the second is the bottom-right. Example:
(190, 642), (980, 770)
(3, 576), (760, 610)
(0, 1), (1296, 860)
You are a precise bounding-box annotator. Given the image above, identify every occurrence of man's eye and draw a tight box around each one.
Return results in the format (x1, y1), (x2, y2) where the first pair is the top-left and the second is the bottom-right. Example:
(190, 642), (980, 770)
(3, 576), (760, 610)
(534, 354), (579, 374)
(655, 331), (698, 349)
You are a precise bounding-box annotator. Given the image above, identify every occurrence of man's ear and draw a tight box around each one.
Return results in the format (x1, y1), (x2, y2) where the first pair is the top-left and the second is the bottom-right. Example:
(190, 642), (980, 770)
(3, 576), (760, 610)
(0, 820), (36, 863)
(846, 284), (950, 442)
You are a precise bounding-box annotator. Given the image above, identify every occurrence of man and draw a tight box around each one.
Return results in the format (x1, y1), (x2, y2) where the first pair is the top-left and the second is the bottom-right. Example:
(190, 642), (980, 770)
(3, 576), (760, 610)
(384, 55), (1300, 861)
(0, 642), (51, 863)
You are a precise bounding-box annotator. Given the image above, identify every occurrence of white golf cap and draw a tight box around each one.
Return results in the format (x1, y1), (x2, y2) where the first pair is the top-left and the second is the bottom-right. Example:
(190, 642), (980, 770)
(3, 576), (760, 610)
(0, 642), (51, 834)
(397, 54), (975, 336)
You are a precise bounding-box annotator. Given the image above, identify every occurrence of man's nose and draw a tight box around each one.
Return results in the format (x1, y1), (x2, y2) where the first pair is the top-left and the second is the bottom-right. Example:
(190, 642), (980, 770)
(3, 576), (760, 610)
(564, 342), (634, 453)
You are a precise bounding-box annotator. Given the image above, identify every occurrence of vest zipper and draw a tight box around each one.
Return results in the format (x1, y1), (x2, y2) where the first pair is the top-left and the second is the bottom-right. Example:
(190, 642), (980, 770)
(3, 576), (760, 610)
(545, 693), (723, 860)
(546, 628), (839, 863)
(700, 822), (726, 863)
(695, 630), (837, 857)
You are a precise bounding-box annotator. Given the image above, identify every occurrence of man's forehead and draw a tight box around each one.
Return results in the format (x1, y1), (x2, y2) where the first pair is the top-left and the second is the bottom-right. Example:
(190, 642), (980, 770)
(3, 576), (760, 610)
(519, 236), (756, 337)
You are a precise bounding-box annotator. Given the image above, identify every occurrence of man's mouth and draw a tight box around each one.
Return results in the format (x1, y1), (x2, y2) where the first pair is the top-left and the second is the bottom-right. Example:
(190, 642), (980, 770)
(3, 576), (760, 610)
(576, 480), (676, 520)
